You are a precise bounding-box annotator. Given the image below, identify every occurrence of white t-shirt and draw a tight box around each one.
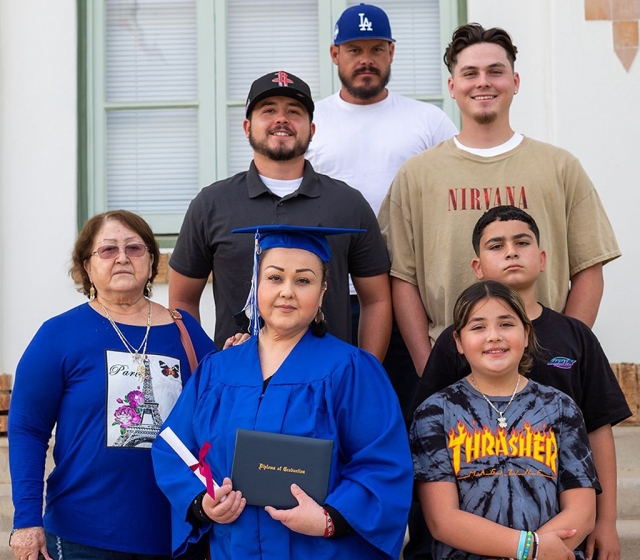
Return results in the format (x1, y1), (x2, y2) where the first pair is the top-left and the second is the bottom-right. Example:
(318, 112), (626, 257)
(307, 90), (458, 216)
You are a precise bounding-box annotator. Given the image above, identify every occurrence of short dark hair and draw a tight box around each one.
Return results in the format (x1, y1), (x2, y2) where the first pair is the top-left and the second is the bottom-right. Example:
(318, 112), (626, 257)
(444, 23), (518, 73)
(71, 210), (160, 297)
(472, 206), (540, 256)
(453, 280), (537, 375)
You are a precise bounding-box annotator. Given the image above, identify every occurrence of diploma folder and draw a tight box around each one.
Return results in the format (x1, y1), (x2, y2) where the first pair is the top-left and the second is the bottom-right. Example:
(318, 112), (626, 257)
(231, 429), (333, 509)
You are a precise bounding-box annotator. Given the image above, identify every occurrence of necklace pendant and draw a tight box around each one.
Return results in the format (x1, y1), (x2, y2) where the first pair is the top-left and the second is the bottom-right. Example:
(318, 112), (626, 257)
(498, 415), (508, 429)
(136, 361), (145, 377)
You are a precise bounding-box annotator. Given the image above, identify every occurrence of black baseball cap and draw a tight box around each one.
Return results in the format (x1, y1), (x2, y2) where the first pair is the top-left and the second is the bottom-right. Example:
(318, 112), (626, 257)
(245, 71), (314, 119)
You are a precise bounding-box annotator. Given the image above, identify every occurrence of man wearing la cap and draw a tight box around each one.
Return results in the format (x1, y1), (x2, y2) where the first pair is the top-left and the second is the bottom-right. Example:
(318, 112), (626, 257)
(306, 10), (456, 557)
(169, 71), (392, 361)
(306, 4), (456, 416)
(307, 3), (457, 219)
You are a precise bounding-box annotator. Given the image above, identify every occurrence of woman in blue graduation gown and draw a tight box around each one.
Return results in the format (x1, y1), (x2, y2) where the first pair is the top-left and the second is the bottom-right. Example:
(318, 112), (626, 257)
(152, 225), (413, 559)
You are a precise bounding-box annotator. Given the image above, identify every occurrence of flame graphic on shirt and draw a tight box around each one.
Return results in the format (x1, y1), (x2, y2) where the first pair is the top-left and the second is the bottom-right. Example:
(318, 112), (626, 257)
(447, 421), (558, 477)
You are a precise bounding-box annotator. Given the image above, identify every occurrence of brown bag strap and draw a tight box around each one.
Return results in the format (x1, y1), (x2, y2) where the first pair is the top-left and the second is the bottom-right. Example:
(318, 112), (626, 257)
(169, 309), (199, 373)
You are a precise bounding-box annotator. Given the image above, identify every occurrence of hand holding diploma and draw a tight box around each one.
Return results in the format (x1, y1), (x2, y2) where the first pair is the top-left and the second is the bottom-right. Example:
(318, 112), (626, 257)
(202, 477), (247, 524)
(159, 427), (223, 500)
(265, 483), (326, 536)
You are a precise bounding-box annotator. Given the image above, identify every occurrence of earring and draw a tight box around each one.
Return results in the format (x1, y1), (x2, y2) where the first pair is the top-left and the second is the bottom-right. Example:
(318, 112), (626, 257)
(145, 280), (153, 298)
(89, 283), (96, 301)
(314, 307), (325, 324)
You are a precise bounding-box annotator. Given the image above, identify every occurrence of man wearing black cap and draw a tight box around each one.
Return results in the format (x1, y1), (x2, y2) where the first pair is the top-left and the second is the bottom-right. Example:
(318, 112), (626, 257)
(169, 71), (392, 361)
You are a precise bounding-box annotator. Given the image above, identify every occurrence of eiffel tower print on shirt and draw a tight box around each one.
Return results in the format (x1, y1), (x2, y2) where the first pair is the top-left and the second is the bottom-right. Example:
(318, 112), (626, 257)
(114, 357), (164, 448)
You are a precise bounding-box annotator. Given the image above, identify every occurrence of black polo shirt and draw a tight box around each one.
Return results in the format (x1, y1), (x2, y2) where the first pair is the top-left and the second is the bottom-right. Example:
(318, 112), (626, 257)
(171, 160), (390, 349)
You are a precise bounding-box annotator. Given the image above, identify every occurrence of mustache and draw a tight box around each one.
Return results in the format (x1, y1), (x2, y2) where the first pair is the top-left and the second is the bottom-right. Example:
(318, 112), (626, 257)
(268, 125), (295, 135)
(353, 65), (381, 77)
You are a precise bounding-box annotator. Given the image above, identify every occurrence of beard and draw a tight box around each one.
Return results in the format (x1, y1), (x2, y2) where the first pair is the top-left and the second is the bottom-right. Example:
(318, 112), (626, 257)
(338, 65), (391, 101)
(473, 110), (498, 125)
(248, 125), (312, 161)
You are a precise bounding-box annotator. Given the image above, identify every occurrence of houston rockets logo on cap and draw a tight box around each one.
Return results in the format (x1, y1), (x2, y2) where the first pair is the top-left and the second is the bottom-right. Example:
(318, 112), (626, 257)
(272, 71), (294, 87)
(245, 71), (315, 119)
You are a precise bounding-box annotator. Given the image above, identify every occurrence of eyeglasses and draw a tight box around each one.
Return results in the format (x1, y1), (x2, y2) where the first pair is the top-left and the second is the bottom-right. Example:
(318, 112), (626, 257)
(91, 243), (149, 259)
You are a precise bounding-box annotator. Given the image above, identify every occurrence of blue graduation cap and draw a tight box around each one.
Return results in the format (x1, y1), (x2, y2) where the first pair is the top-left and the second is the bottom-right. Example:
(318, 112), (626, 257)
(232, 224), (366, 335)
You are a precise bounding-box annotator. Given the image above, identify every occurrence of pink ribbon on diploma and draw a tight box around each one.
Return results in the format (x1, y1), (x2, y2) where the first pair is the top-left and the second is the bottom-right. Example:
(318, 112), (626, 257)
(190, 441), (216, 499)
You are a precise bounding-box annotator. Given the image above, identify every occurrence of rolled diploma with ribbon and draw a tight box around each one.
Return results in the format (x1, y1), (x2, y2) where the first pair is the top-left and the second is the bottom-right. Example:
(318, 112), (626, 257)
(159, 427), (224, 501)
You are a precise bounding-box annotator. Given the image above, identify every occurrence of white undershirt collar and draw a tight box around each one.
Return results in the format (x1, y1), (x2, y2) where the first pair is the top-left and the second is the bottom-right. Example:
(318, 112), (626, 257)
(259, 174), (303, 198)
(454, 132), (524, 157)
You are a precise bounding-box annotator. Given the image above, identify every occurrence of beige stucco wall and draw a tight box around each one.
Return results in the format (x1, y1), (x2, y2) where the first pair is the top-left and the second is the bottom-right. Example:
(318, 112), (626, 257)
(468, 0), (640, 361)
(0, 0), (82, 375)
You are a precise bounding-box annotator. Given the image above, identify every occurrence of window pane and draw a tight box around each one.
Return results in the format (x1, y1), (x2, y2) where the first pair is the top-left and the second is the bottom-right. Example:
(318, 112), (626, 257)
(227, 0), (320, 99)
(227, 106), (254, 176)
(106, 0), (197, 102)
(106, 108), (198, 213)
(348, 0), (442, 96)
(226, 0), (319, 175)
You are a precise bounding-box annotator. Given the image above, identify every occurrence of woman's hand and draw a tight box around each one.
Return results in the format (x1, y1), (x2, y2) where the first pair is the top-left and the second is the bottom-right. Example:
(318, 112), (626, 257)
(222, 333), (251, 350)
(265, 484), (326, 536)
(536, 528), (578, 559)
(201, 477), (246, 524)
(10, 527), (52, 560)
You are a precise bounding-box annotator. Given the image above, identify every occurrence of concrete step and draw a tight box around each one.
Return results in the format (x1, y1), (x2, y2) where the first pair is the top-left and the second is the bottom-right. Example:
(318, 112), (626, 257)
(614, 426), (640, 520)
(618, 471), (640, 520)
(0, 437), (8, 485)
(619, 519), (640, 560)
(613, 426), (640, 560)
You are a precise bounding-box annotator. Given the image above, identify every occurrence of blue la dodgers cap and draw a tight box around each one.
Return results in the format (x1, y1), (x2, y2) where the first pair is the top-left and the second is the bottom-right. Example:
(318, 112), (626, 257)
(232, 225), (365, 335)
(333, 3), (395, 45)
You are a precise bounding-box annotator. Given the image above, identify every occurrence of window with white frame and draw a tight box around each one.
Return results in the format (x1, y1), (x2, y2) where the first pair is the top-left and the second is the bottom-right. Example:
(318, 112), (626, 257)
(81, 0), (463, 235)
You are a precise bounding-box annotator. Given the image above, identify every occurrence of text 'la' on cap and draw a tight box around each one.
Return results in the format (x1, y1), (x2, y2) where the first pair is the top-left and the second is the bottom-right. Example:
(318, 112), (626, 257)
(333, 3), (395, 45)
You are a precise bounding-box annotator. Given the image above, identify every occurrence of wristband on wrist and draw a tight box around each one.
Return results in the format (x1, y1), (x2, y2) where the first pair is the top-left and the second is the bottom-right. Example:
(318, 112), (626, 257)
(516, 530), (527, 560)
(323, 509), (335, 538)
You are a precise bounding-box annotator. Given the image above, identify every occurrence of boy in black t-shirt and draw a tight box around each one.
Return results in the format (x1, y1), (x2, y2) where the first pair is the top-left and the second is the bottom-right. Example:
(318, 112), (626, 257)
(411, 206), (630, 560)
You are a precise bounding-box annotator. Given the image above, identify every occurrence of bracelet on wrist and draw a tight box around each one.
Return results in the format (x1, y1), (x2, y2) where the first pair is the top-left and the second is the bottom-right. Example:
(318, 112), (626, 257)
(530, 532), (539, 560)
(323, 509), (335, 538)
(515, 530), (533, 560)
(522, 531), (533, 560)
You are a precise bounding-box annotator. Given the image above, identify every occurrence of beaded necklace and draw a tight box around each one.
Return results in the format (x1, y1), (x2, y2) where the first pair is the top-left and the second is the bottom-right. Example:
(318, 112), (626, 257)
(100, 299), (152, 376)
